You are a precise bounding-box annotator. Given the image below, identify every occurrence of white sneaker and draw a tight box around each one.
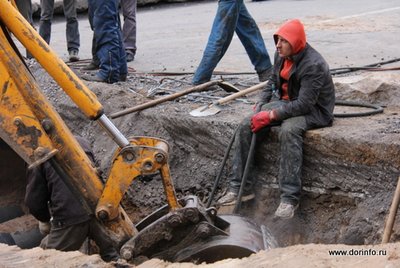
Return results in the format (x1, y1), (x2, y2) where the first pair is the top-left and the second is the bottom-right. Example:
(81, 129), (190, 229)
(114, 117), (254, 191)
(274, 201), (299, 219)
(218, 191), (255, 206)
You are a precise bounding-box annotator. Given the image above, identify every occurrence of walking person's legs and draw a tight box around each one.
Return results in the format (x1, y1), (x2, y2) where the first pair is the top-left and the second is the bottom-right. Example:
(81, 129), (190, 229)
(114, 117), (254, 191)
(120, 0), (137, 62)
(192, 0), (241, 85)
(235, 3), (272, 81)
(63, 0), (80, 61)
(39, 0), (55, 44)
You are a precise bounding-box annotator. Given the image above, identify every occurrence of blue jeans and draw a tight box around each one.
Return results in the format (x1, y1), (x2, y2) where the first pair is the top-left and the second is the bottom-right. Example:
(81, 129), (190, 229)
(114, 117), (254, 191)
(39, 0), (80, 52)
(192, 0), (272, 85)
(89, 0), (127, 83)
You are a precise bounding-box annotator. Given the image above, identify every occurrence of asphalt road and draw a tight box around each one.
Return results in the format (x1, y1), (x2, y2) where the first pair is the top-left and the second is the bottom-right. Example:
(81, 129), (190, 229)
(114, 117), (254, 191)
(26, 0), (400, 74)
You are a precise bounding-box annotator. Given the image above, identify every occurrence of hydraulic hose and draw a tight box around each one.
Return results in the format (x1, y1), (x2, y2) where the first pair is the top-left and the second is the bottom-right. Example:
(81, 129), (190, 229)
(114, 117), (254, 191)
(334, 100), (384, 117)
(330, 58), (400, 75)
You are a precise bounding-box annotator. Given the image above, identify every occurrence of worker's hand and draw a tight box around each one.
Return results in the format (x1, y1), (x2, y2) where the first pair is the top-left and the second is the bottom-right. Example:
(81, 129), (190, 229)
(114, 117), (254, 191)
(251, 110), (276, 133)
(252, 102), (264, 113)
(38, 221), (51, 235)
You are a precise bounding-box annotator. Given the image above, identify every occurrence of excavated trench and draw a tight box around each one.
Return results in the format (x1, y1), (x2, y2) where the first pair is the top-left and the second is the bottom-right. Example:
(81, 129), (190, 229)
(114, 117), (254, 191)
(1, 62), (399, 265)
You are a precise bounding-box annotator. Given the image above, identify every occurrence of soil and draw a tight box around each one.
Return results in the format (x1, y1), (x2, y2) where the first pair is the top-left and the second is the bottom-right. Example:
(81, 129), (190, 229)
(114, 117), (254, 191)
(1, 58), (400, 267)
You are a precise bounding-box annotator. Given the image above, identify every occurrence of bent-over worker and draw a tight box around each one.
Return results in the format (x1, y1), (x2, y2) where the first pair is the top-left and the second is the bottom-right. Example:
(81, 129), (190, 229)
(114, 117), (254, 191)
(25, 137), (119, 261)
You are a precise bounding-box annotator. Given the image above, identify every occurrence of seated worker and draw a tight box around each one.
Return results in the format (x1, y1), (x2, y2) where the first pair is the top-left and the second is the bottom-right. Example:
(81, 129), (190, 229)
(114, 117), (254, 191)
(25, 137), (119, 261)
(218, 19), (335, 219)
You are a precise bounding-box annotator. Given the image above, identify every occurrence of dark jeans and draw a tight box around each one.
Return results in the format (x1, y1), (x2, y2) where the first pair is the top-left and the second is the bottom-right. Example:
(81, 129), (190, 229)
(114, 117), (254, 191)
(44, 218), (119, 262)
(229, 101), (308, 205)
(39, 0), (80, 52)
(192, 0), (272, 84)
(89, 0), (127, 83)
(87, 3), (99, 66)
(121, 0), (137, 53)
(15, 0), (33, 25)
(15, 0), (34, 58)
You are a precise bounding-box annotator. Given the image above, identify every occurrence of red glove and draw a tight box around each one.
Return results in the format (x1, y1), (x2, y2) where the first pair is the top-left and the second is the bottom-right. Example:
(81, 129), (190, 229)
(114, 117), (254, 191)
(251, 110), (277, 133)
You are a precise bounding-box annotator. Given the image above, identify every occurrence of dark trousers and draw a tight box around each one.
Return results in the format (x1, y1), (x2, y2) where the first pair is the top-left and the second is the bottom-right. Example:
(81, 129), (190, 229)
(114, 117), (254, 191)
(120, 0), (137, 53)
(39, 0), (80, 52)
(15, 0), (33, 25)
(15, 0), (34, 58)
(229, 100), (308, 205)
(43, 218), (119, 262)
(89, 0), (127, 83)
(87, 3), (100, 66)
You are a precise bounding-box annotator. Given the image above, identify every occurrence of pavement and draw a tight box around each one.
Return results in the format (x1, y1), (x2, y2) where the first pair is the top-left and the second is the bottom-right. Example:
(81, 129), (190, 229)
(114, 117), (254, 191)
(17, 0), (400, 75)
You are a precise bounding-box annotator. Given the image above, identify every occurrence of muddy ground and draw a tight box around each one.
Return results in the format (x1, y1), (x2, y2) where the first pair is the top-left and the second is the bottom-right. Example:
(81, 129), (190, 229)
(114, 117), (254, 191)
(1, 58), (400, 267)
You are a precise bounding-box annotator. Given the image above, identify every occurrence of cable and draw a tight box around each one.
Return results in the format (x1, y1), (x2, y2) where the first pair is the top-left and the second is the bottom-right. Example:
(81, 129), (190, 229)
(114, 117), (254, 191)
(334, 100), (384, 117)
(331, 58), (400, 75)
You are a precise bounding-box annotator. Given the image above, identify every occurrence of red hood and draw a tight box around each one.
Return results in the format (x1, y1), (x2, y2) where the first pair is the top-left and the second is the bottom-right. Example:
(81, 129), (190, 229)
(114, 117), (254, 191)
(274, 19), (306, 55)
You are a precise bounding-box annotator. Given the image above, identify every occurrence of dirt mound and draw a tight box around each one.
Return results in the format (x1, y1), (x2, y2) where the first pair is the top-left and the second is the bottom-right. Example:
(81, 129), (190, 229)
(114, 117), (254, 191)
(1, 242), (399, 267)
(2, 60), (400, 266)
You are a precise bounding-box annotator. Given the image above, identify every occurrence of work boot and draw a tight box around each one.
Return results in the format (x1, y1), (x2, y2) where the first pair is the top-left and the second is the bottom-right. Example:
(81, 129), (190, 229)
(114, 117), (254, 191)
(81, 73), (107, 83)
(217, 191), (255, 206)
(126, 50), (135, 62)
(257, 67), (273, 82)
(119, 73), (127, 82)
(69, 49), (80, 62)
(81, 73), (127, 83)
(82, 61), (99, 71)
(274, 201), (299, 219)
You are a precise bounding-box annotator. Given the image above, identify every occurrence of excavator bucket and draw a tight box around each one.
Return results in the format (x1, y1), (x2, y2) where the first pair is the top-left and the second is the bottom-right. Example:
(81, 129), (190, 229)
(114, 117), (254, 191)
(174, 214), (271, 263)
(120, 196), (276, 263)
(0, 2), (277, 264)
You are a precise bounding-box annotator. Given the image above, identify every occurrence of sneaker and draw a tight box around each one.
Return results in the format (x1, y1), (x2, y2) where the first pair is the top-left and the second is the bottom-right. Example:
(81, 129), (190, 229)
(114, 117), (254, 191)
(274, 201), (299, 219)
(126, 50), (135, 62)
(69, 50), (80, 62)
(217, 191), (255, 206)
(82, 61), (99, 71)
(257, 67), (272, 82)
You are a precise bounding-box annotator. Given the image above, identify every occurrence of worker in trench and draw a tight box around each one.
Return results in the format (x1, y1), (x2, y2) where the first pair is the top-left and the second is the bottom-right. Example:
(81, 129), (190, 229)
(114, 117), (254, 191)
(218, 19), (335, 219)
(24, 137), (120, 261)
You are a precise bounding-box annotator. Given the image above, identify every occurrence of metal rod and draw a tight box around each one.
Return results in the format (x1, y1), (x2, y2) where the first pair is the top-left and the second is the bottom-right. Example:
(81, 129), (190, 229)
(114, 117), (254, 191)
(382, 176), (400, 243)
(110, 80), (220, 119)
(233, 133), (257, 214)
(233, 105), (262, 213)
(98, 114), (129, 148)
(206, 126), (238, 208)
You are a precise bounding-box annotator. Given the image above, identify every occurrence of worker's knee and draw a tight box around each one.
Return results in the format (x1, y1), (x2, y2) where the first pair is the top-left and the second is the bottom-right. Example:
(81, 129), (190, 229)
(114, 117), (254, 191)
(237, 115), (252, 135)
(279, 116), (307, 141)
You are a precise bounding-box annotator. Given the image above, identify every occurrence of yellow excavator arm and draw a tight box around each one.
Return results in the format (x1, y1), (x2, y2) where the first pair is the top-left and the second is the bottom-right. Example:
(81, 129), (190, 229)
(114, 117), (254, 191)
(0, 0), (182, 248)
(0, 0), (269, 263)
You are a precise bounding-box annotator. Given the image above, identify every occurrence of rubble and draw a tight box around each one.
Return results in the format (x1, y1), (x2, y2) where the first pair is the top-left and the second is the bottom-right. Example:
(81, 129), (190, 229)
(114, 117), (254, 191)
(1, 58), (400, 266)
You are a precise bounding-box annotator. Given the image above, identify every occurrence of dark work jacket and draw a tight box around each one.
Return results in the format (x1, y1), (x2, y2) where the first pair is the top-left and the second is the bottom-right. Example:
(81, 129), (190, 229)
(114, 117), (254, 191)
(25, 138), (94, 227)
(260, 44), (335, 129)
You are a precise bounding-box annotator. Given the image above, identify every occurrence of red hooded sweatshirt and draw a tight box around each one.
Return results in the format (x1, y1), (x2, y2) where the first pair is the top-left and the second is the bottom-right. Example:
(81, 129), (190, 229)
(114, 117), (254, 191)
(274, 19), (306, 100)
